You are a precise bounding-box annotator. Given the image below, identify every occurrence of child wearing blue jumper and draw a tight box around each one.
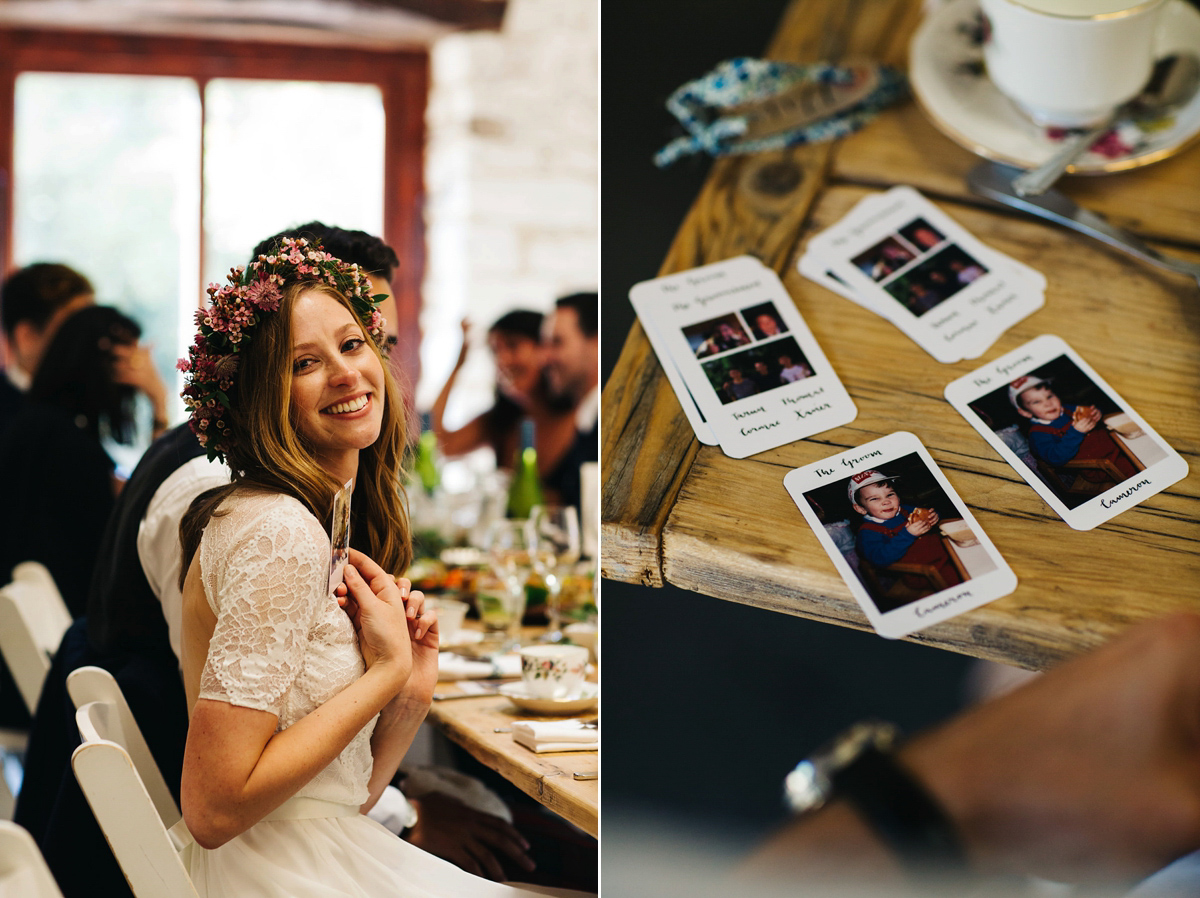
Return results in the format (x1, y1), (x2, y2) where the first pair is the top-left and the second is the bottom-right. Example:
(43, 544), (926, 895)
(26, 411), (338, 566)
(850, 469), (963, 595)
(1009, 376), (1136, 482)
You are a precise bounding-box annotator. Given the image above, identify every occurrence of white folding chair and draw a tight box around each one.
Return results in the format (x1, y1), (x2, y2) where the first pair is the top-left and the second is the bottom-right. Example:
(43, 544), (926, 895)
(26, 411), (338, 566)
(0, 561), (72, 714)
(66, 666), (180, 828)
(72, 700), (198, 898)
(0, 820), (65, 898)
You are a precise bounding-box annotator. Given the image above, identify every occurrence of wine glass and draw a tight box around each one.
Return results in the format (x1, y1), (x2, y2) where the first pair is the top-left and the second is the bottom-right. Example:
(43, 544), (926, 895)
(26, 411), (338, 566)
(528, 505), (581, 642)
(479, 518), (533, 651)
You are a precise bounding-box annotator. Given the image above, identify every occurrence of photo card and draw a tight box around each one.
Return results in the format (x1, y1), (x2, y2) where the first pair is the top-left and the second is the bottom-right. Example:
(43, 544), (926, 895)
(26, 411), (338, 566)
(638, 316), (719, 445)
(328, 477), (353, 596)
(630, 255), (856, 458)
(800, 187), (1045, 363)
(783, 432), (1016, 639)
(944, 335), (1189, 530)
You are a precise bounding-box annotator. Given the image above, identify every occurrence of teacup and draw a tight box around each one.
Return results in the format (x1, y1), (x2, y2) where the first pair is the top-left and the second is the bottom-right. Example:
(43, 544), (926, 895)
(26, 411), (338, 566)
(427, 597), (469, 645)
(979, 0), (1169, 127)
(563, 622), (598, 664)
(518, 644), (589, 700)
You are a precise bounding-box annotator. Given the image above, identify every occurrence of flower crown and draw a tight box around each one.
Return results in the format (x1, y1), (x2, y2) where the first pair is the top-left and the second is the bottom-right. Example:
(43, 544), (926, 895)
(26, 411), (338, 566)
(178, 236), (388, 462)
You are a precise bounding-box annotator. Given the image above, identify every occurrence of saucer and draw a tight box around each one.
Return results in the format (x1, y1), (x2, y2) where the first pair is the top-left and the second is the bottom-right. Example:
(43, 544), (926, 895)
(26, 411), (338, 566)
(498, 682), (598, 715)
(439, 629), (484, 650)
(909, 0), (1200, 172)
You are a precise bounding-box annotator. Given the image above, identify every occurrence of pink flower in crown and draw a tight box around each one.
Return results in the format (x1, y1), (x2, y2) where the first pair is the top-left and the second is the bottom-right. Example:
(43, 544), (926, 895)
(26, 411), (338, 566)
(244, 277), (282, 311)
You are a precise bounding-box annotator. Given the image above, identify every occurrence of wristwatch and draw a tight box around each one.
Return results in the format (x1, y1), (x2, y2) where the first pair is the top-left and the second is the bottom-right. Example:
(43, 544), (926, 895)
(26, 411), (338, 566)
(784, 720), (965, 870)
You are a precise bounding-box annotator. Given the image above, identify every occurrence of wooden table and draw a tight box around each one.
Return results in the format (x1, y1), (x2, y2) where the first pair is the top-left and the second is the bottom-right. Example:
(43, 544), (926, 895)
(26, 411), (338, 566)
(426, 638), (598, 838)
(601, 0), (1200, 671)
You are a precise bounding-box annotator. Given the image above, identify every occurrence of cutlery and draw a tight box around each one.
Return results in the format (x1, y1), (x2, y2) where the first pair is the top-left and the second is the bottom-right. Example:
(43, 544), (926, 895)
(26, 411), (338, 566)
(1012, 52), (1200, 197)
(967, 161), (1200, 288)
(494, 718), (597, 733)
(573, 771), (598, 781)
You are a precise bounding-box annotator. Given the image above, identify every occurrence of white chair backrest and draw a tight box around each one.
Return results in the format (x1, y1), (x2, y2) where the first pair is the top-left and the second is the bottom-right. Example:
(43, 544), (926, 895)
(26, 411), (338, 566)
(71, 730), (198, 898)
(67, 667), (180, 828)
(0, 562), (71, 714)
(0, 820), (65, 898)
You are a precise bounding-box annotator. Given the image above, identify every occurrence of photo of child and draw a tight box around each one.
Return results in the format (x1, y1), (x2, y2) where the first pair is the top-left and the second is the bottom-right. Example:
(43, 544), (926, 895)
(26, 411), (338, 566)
(328, 480), (353, 595)
(701, 336), (814, 405)
(683, 313), (751, 359)
(741, 301), (788, 341)
(802, 453), (992, 613)
(966, 355), (1161, 510)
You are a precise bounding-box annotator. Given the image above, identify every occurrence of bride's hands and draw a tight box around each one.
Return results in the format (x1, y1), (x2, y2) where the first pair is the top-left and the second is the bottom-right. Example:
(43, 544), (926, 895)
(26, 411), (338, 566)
(395, 576), (438, 704)
(338, 549), (413, 688)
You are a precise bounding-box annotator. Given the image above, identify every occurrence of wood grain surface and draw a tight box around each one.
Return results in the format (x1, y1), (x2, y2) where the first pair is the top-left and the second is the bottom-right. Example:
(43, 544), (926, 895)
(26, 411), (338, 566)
(602, 0), (920, 586)
(426, 689), (598, 837)
(601, 0), (1200, 667)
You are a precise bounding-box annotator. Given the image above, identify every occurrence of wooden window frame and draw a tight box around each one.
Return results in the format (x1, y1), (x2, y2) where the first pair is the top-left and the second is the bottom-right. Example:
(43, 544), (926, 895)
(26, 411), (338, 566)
(0, 28), (427, 381)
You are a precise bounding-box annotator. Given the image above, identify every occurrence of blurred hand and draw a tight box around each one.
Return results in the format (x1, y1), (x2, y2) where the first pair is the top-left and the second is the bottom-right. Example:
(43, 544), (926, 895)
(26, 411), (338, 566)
(396, 575), (438, 704)
(111, 342), (168, 418)
(903, 613), (1200, 881)
(403, 792), (534, 880)
(745, 614), (1200, 885)
(455, 318), (472, 368)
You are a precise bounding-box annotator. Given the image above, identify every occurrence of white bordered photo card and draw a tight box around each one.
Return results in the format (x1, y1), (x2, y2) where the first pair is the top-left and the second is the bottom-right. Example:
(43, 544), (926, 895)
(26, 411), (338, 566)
(783, 431), (1016, 639)
(630, 255), (857, 458)
(802, 187), (1045, 363)
(944, 335), (1189, 531)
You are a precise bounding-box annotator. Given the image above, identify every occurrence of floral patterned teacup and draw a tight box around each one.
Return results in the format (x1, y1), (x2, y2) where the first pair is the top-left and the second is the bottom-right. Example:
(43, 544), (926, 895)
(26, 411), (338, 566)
(518, 645), (589, 700)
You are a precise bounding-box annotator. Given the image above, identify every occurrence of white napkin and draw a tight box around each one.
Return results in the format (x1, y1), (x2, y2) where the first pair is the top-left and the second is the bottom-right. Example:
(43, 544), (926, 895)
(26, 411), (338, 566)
(511, 719), (598, 753)
(437, 653), (521, 681)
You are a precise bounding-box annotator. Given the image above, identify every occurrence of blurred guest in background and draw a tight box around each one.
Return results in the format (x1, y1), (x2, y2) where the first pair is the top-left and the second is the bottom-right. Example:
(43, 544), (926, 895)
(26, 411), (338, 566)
(0, 262), (95, 440)
(431, 311), (576, 477)
(0, 304), (168, 616)
(542, 292), (598, 511)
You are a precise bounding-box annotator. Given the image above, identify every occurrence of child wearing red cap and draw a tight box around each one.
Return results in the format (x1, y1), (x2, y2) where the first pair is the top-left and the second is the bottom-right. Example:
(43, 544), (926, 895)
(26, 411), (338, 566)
(850, 469), (963, 597)
(1009, 376), (1137, 482)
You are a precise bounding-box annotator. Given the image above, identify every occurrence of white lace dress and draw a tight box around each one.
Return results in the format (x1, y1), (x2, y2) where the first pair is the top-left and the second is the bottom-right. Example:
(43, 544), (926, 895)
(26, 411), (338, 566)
(182, 491), (578, 897)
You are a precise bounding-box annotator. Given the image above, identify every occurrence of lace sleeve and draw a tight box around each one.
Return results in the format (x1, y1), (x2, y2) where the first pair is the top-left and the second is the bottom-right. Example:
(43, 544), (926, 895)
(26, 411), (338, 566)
(198, 494), (330, 716)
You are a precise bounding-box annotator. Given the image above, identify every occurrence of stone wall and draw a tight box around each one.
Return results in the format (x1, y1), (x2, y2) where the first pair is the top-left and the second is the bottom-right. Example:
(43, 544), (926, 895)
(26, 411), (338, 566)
(419, 0), (597, 425)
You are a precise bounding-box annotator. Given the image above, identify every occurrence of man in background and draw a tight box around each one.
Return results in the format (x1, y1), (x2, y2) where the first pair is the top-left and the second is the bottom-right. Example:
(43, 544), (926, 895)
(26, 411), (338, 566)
(542, 291), (598, 511)
(0, 262), (95, 440)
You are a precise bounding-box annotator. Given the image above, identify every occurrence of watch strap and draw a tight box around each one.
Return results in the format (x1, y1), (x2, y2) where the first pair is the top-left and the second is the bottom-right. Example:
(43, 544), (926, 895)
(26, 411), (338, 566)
(834, 744), (966, 870)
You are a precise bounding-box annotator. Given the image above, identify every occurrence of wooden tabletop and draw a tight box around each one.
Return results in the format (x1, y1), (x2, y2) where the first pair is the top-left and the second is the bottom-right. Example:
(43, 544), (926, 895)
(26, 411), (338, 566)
(601, 0), (1200, 670)
(425, 651), (598, 838)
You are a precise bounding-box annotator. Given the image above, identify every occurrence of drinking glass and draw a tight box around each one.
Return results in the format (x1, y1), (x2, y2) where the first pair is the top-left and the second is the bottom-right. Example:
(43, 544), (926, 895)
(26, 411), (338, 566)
(528, 505), (581, 642)
(479, 519), (534, 650)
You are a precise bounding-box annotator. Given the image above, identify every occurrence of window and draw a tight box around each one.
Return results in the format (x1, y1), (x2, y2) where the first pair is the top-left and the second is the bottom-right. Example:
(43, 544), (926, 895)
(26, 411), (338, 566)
(0, 29), (426, 440)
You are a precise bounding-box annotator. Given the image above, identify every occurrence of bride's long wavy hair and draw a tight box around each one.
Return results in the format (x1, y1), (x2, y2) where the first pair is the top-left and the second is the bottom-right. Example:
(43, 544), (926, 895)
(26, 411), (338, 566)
(180, 282), (411, 586)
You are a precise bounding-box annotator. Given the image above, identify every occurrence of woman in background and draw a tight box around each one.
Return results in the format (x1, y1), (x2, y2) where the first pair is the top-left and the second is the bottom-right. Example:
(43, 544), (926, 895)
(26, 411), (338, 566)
(0, 304), (167, 615)
(430, 311), (575, 479)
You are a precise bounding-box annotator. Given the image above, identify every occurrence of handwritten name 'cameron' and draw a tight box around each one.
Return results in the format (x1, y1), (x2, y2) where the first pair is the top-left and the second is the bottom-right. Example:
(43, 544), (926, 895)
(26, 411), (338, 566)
(915, 588), (973, 618)
(1100, 478), (1152, 509)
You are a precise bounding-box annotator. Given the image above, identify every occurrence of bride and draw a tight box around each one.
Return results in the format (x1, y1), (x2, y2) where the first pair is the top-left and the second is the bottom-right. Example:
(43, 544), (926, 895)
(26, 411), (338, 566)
(175, 239), (581, 896)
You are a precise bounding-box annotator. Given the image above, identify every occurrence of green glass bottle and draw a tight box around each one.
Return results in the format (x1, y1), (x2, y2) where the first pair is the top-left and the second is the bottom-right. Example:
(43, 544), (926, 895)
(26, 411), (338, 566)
(506, 420), (544, 519)
(414, 430), (440, 496)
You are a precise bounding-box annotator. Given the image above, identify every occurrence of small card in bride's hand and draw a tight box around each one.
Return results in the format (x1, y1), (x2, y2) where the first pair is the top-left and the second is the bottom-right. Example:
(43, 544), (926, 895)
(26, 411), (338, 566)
(329, 478), (353, 596)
